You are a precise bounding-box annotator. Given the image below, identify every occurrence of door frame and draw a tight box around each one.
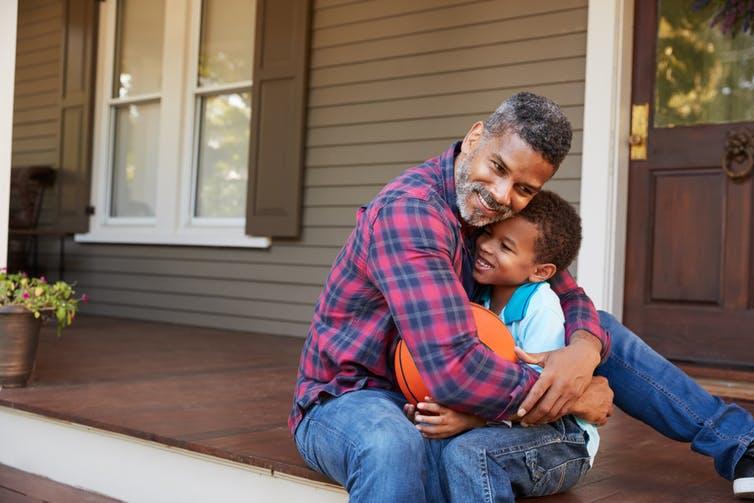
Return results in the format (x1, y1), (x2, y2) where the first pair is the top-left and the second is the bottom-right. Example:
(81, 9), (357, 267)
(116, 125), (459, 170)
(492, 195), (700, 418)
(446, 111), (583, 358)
(577, 0), (635, 319)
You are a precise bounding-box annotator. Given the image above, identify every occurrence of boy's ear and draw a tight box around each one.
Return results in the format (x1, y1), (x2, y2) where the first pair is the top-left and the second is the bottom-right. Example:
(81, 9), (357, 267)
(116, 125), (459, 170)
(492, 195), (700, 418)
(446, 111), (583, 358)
(528, 263), (557, 283)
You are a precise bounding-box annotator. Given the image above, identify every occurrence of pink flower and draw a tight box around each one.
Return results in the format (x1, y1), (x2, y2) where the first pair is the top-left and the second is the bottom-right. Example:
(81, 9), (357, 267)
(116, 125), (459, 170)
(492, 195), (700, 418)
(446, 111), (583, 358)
(40, 276), (47, 283)
(81, 294), (89, 304)
(22, 292), (30, 299)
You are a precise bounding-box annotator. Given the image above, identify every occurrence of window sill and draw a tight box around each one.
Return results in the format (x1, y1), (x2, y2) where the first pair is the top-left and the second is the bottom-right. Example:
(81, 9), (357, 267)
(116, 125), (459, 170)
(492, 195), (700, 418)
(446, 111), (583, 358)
(74, 229), (271, 249)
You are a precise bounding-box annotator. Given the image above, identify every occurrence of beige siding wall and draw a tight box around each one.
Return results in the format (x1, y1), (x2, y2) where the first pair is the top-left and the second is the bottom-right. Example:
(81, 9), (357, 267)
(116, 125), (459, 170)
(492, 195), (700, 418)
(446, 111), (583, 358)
(37, 0), (588, 336)
(12, 0), (62, 226)
(12, 0), (61, 168)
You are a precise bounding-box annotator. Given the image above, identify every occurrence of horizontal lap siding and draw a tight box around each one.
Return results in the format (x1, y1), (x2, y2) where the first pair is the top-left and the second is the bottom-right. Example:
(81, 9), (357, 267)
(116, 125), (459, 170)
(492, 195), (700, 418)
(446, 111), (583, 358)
(12, 1), (61, 168)
(12, 0), (62, 228)
(39, 0), (588, 336)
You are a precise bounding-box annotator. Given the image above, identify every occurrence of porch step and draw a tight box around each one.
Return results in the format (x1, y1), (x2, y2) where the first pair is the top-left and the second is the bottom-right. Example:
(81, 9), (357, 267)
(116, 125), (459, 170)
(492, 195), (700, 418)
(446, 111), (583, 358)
(698, 378), (754, 402)
(0, 464), (119, 503)
(0, 406), (346, 503)
(678, 362), (754, 402)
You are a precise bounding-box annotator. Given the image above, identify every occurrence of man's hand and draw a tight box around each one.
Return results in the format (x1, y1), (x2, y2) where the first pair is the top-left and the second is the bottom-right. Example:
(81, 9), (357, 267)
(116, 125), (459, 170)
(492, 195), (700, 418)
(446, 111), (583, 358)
(515, 330), (602, 425)
(566, 376), (614, 426)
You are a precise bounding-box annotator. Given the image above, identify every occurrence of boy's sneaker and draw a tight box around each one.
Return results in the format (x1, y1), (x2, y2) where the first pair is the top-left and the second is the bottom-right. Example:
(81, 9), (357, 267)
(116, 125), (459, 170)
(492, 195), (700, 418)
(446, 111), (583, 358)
(735, 447), (754, 499)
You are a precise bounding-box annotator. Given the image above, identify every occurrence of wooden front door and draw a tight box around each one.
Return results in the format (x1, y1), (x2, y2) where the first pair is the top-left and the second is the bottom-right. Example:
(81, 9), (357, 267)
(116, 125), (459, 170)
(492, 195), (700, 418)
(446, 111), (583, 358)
(624, 0), (754, 367)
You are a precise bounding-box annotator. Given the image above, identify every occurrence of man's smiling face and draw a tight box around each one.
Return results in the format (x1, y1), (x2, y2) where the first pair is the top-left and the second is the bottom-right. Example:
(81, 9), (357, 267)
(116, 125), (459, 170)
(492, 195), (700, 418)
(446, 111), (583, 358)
(455, 122), (556, 227)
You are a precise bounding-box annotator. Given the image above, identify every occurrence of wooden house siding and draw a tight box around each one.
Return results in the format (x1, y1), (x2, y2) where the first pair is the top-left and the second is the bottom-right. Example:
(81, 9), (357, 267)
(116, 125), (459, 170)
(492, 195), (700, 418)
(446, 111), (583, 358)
(12, 0), (63, 227)
(34, 0), (588, 337)
(12, 0), (61, 168)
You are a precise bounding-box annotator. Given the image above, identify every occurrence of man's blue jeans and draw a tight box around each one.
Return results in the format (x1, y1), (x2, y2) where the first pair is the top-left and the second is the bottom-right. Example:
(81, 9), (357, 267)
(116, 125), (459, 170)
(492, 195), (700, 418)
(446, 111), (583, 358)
(294, 312), (754, 501)
(596, 311), (754, 480)
(294, 389), (588, 502)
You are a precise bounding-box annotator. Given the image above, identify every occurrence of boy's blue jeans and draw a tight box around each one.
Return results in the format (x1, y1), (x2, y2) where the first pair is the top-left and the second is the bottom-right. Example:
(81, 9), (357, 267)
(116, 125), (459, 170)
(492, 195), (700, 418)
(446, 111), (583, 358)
(294, 311), (754, 502)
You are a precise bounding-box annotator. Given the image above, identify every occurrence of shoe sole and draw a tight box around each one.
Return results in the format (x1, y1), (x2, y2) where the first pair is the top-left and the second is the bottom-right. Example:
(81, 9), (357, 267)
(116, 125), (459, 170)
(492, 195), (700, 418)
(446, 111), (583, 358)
(735, 477), (754, 499)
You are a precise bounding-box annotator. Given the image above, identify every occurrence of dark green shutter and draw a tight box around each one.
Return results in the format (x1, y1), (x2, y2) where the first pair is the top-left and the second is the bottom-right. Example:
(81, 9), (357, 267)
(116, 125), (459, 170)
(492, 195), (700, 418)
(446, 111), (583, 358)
(57, 0), (98, 233)
(245, 0), (311, 238)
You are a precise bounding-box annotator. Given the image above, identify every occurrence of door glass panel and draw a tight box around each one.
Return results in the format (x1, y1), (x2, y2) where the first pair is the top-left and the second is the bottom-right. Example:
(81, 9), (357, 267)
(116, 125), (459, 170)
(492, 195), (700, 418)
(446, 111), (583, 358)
(654, 0), (754, 128)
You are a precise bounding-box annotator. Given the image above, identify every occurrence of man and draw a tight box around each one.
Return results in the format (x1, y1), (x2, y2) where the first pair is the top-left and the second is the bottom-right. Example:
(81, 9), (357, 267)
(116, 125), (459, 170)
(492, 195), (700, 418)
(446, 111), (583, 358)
(291, 93), (754, 501)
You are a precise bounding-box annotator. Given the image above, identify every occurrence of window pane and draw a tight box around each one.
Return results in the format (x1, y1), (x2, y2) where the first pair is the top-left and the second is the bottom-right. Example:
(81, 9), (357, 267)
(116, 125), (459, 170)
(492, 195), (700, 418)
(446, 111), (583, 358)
(111, 104), (160, 217)
(654, 0), (754, 127)
(115, 0), (165, 97)
(198, 0), (255, 86)
(194, 93), (251, 218)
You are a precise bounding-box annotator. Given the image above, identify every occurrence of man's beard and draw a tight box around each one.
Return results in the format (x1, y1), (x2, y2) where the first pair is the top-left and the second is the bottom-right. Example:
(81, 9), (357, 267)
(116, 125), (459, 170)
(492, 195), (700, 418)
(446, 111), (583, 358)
(455, 155), (514, 227)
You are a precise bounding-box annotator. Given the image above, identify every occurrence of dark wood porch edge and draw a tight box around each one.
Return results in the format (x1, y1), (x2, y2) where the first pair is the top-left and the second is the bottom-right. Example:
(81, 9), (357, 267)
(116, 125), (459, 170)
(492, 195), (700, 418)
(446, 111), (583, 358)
(0, 315), (335, 486)
(1, 315), (751, 502)
(0, 399), (329, 485)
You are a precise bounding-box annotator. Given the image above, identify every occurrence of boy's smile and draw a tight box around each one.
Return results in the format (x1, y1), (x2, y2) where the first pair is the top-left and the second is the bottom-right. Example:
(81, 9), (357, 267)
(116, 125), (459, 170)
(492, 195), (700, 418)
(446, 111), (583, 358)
(473, 217), (541, 287)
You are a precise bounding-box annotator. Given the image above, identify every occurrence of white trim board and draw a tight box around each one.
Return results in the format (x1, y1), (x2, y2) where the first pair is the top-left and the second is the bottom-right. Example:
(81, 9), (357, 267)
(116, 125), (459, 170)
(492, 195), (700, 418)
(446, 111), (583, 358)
(0, 1), (18, 269)
(0, 406), (346, 503)
(577, 0), (635, 319)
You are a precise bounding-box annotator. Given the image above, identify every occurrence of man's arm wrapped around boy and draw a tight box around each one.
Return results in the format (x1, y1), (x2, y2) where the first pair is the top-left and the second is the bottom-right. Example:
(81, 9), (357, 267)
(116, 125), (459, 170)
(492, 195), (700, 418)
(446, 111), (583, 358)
(367, 196), (538, 421)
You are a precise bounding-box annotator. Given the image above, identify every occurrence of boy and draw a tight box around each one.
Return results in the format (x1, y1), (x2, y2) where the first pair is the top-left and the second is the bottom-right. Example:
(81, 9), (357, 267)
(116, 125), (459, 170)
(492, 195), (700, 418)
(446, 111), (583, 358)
(410, 190), (599, 498)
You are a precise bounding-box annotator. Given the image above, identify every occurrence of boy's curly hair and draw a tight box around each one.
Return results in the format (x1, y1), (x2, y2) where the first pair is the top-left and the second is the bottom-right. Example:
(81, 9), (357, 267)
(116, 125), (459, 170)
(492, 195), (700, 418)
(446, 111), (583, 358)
(517, 190), (581, 271)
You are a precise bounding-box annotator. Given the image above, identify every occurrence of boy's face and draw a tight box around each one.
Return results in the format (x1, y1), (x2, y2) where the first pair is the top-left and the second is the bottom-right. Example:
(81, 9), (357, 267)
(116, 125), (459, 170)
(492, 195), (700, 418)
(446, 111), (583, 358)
(473, 217), (542, 287)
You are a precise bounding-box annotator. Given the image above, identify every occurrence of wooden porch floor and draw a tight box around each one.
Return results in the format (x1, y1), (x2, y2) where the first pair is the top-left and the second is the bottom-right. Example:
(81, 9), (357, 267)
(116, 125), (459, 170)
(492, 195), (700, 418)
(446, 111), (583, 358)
(0, 315), (750, 502)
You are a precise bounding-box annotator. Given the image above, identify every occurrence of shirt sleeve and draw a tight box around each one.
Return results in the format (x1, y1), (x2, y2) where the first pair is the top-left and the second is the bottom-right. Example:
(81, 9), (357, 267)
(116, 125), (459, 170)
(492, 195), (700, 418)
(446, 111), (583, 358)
(367, 196), (538, 421)
(549, 270), (611, 361)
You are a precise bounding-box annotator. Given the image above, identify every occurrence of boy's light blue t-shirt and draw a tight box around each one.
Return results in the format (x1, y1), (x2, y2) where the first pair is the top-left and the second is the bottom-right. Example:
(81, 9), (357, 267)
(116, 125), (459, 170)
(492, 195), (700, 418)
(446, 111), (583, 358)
(481, 282), (600, 466)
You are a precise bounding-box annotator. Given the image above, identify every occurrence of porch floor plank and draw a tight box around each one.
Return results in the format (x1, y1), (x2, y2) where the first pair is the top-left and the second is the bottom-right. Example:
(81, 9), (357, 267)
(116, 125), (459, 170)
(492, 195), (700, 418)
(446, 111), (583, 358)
(0, 464), (119, 503)
(0, 315), (750, 501)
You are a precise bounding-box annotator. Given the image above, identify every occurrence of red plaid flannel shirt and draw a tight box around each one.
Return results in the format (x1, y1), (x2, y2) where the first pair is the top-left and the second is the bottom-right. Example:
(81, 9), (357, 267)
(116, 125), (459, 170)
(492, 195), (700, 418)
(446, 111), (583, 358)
(289, 143), (609, 432)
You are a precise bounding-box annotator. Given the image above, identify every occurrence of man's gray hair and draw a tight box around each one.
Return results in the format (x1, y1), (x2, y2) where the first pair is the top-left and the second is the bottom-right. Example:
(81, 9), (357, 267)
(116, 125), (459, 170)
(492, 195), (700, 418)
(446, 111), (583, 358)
(483, 92), (572, 168)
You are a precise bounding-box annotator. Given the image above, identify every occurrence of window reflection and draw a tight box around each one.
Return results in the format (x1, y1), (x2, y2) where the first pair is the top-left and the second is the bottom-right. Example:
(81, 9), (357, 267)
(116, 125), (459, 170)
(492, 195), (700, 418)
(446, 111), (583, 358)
(194, 93), (251, 218)
(655, 0), (754, 127)
(115, 0), (165, 98)
(111, 104), (159, 217)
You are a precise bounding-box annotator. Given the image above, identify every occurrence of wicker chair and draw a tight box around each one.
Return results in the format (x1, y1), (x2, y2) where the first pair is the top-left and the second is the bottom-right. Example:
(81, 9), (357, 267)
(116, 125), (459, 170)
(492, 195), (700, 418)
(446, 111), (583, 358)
(7, 166), (56, 275)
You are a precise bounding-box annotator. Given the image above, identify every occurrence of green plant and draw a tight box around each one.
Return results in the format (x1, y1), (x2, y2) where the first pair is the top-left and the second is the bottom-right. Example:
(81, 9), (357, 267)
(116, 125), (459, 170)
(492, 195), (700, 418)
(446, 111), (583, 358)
(693, 0), (754, 36)
(0, 270), (88, 337)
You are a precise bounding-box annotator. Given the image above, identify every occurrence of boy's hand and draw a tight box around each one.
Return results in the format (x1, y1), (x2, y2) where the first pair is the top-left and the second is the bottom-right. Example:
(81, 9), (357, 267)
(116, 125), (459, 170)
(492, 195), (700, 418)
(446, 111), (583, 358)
(414, 396), (485, 439)
(514, 330), (602, 425)
(403, 403), (417, 423)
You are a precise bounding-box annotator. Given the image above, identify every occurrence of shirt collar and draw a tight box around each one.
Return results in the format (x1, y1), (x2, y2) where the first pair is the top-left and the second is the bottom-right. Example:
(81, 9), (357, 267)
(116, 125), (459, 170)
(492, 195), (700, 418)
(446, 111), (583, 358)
(477, 282), (544, 325)
(502, 282), (543, 324)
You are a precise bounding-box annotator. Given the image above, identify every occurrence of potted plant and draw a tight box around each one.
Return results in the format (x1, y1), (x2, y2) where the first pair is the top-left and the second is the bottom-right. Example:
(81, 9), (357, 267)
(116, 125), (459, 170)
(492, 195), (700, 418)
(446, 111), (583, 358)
(0, 270), (87, 388)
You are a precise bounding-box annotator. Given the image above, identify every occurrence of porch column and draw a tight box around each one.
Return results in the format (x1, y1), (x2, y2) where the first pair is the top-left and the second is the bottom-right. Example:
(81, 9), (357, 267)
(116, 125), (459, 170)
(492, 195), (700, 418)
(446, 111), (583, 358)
(577, 0), (634, 318)
(0, 1), (18, 269)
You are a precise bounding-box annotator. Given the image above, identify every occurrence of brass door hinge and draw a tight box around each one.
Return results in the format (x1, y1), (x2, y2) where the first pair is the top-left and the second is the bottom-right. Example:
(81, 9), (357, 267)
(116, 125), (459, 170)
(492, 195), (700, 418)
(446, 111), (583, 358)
(629, 103), (649, 160)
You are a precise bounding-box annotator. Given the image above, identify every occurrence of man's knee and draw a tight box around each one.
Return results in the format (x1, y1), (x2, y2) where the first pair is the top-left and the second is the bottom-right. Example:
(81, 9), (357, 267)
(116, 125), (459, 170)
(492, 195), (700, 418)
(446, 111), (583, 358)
(598, 310), (618, 330)
(355, 420), (425, 471)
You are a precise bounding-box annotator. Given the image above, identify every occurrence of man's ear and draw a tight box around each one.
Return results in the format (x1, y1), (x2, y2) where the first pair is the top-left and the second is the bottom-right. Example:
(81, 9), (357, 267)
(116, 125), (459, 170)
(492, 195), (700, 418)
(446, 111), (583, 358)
(461, 121), (485, 155)
(528, 263), (557, 283)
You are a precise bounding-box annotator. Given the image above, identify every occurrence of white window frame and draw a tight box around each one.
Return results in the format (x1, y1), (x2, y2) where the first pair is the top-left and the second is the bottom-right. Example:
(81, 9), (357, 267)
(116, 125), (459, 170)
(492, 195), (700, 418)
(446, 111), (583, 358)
(77, 0), (270, 248)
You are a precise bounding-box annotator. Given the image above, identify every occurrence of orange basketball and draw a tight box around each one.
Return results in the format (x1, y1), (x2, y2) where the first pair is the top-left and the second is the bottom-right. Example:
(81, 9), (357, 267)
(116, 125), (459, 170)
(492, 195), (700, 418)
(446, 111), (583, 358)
(394, 302), (517, 405)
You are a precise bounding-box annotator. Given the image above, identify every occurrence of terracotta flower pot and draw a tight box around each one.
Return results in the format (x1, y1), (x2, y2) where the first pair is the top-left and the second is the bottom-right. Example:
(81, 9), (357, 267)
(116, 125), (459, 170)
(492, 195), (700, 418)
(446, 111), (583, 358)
(0, 305), (43, 388)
